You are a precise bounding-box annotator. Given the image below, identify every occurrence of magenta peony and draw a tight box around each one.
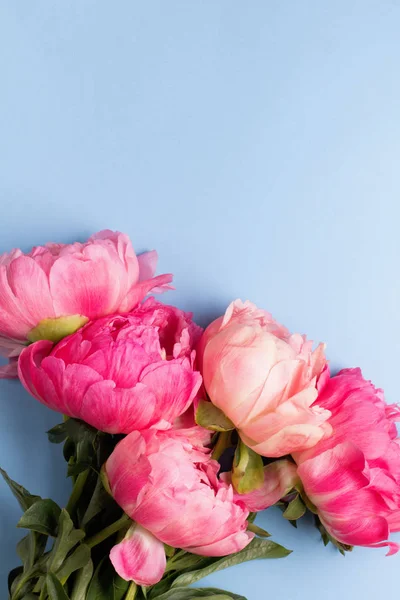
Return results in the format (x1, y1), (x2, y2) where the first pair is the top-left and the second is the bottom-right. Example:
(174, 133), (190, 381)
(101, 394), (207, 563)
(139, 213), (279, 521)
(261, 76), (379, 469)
(18, 299), (202, 433)
(105, 428), (254, 584)
(0, 230), (172, 376)
(198, 299), (331, 457)
(295, 368), (400, 554)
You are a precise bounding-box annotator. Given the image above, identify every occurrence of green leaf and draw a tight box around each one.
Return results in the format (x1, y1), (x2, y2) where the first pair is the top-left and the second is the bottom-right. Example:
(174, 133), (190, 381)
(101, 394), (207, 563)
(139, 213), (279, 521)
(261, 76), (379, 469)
(148, 574), (179, 599)
(48, 510), (85, 573)
(247, 522), (271, 538)
(86, 558), (130, 600)
(195, 400), (235, 432)
(231, 441), (264, 494)
(295, 482), (318, 514)
(165, 553), (206, 573)
(8, 565), (23, 594)
(63, 438), (76, 464)
(18, 499), (61, 536)
(81, 474), (113, 527)
(153, 588), (247, 600)
(56, 544), (91, 582)
(0, 467), (41, 511)
(47, 423), (69, 444)
(283, 494), (306, 521)
(171, 538), (291, 588)
(64, 419), (97, 445)
(70, 559), (94, 600)
(17, 532), (48, 572)
(46, 572), (71, 600)
(21, 594), (40, 599)
(67, 461), (92, 478)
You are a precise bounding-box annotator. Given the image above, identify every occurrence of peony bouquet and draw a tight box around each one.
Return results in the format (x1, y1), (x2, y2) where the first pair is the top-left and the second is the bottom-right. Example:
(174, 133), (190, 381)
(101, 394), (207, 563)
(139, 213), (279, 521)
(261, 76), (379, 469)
(1, 231), (399, 600)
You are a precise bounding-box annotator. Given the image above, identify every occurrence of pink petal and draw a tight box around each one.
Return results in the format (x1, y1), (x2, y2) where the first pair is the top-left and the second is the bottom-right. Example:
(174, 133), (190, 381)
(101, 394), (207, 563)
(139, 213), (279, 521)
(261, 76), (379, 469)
(80, 381), (158, 433)
(296, 443), (368, 497)
(0, 266), (34, 340)
(372, 541), (400, 556)
(188, 530), (254, 556)
(325, 514), (389, 547)
(7, 256), (55, 324)
(139, 360), (202, 425)
(18, 341), (58, 407)
(0, 358), (19, 379)
(106, 431), (151, 509)
(18, 342), (103, 417)
(49, 246), (131, 319)
(137, 250), (158, 281)
(119, 274), (174, 312)
(110, 524), (166, 585)
(0, 335), (28, 358)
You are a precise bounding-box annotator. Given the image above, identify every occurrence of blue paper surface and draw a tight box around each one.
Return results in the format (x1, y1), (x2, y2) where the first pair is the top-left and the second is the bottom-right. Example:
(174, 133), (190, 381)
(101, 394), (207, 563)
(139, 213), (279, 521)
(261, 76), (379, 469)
(1, 2), (399, 598)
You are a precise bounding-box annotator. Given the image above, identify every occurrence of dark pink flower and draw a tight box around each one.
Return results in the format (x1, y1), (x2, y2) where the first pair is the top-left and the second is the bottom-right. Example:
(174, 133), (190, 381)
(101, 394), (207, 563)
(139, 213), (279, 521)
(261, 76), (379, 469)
(18, 299), (202, 433)
(295, 368), (400, 554)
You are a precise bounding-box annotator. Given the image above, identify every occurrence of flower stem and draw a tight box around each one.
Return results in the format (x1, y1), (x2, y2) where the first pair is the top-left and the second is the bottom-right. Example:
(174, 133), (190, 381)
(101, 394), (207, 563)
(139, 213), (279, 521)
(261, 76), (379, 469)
(125, 582), (137, 599)
(66, 469), (89, 516)
(86, 513), (131, 548)
(38, 581), (47, 600)
(211, 431), (232, 461)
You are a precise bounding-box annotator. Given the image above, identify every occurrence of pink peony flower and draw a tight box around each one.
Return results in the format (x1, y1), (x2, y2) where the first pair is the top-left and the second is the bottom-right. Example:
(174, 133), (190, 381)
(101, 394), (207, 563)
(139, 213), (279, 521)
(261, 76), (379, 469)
(106, 428), (254, 584)
(18, 299), (202, 433)
(0, 230), (172, 377)
(198, 300), (331, 457)
(295, 368), (400, 554)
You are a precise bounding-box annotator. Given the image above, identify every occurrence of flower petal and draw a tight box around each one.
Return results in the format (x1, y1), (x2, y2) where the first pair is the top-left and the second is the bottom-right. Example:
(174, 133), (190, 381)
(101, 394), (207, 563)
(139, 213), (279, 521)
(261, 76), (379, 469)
(0, 358), (19, 379)
(110, 524), (166, 585)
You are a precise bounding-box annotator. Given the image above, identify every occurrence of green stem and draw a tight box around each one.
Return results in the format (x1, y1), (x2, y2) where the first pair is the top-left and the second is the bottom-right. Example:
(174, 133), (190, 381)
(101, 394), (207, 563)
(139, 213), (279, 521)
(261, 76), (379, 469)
(86, 513), (131, 548)
(211, 431), (232, 461)
(125, 582), (137, 599)
(66, 469), (89, 516)
(38, 581), (47, 600)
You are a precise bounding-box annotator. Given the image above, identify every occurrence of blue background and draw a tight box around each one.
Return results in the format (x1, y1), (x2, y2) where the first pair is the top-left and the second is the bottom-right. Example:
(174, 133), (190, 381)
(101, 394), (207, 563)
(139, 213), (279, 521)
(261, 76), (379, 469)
(0, 2), (399, 598)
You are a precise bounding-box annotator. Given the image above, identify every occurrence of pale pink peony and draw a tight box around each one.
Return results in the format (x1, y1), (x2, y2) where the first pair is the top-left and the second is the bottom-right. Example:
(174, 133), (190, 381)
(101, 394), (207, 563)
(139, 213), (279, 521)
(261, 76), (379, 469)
(106, 428), (253, 584)
(0, 230), (172, 377)
(18, 299), (202, 433)
(295, 368), (400, 554)
(198, 300), (331, 457)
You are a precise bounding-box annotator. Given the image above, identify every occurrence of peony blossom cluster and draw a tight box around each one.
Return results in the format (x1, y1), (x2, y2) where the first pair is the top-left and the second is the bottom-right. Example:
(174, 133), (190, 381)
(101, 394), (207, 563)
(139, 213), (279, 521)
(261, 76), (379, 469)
(1, 231), (399, 595)
(199, 301), (400, 555)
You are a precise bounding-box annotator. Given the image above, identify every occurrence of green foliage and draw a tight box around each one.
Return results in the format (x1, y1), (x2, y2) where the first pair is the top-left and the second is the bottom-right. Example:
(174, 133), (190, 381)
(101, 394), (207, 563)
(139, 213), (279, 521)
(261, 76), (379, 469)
(5, 419), (291, 599)
(46, 573), (71, 600)
(195, 400), (235, 432)
(0, 467), (41, 511)
(152, 588), (247, 600)
(171, 539), (291, 588)
(86, 558), (130, 600)
(231, 441), (264, 494)
(17, 500), (61, 537)
(282, 494), (306, 521)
